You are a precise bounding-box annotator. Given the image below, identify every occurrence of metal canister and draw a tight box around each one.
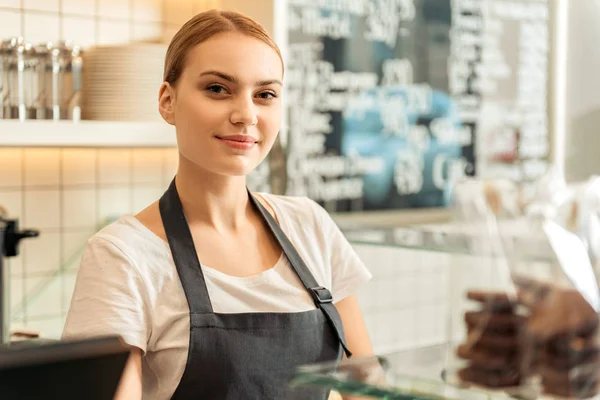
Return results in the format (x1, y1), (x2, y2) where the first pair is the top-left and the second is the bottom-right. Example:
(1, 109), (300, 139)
(0, 40), (7, 119)
(49, 41), (83, 121)
(1, 37), (43, 121)
(33, 42), (53, 120)
(0, 37), (23, 119)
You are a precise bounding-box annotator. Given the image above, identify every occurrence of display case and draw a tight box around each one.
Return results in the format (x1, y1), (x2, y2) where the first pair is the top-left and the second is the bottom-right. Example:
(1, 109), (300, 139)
(292, 221), (594, 400)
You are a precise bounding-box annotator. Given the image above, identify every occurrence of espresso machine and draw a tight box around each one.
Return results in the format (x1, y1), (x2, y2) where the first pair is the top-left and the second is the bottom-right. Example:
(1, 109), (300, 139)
(0, 207), (39, 344)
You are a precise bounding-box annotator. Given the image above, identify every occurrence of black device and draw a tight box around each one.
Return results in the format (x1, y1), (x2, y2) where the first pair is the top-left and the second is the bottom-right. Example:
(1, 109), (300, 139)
(0, 214), (39, 343)
(0, 335), (131, 400)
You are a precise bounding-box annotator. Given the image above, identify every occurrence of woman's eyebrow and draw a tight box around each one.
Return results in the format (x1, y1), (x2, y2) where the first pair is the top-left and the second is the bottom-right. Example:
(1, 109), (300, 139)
(256, 79), (282, 87)
(199, 70), (282, 86)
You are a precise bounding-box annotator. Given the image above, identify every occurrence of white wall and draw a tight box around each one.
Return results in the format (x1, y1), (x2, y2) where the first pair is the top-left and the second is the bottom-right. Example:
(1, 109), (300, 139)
(353, 244), (451, 354)
(564, 0), (600, 181)
(218, 0), (275, 35)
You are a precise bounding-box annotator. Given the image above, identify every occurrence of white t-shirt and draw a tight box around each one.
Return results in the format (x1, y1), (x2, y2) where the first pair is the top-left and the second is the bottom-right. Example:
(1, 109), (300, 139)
(62, 193), (372, 400)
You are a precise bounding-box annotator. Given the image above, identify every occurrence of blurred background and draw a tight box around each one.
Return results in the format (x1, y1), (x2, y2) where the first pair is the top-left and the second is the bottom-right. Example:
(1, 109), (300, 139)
(0, 0), (598, 358)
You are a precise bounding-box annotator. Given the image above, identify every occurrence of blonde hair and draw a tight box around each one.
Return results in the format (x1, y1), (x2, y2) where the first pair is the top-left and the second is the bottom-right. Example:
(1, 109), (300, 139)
(163, 9), (283, 84)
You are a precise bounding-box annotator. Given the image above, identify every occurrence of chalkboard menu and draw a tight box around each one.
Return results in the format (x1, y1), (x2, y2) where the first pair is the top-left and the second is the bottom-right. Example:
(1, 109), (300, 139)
(450, 0), (550, 183)
(280, 0), (549, 212)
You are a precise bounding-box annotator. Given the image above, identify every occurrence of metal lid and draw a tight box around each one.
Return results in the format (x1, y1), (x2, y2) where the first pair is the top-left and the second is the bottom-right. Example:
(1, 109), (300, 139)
(0, 37), (33, 54)
(15, 40), (35, 56)
(34, 42), (52, 56)
(0, 36), (25, 54)
(48, 40), (83, 59)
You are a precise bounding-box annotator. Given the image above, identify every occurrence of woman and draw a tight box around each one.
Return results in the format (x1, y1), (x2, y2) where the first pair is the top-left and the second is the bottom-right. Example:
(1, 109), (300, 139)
(63, 9), (374, 400)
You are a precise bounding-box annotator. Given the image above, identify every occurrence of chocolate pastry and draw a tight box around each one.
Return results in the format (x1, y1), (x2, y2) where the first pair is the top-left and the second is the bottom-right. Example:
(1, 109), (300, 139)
(462, 285), (600, 395)
(466, 327), (520, 350)
(464, 311), (524, 333)
(458, 366), (521, 388)
(456, 344), (518, 369)
(540, 364), (600, 381)
(523, 289), (599, 340)
(537, 336), (600, 396)
(541, 340), (600, 370)
(546, 334), (599, 355)
(540, 365), (600, 398)
(541, 350), (600, 371)
(467, 290), (516, 312)
(517, 285), (600, 397)
(458, 291), (529, 389)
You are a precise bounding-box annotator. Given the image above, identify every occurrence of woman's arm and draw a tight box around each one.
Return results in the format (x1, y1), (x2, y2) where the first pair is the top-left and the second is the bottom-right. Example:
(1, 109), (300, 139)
(113, 348), (143, 400)
(337, 294), (385, 400)
(62, 236), (151, 399)
(336, 294), (374, 358)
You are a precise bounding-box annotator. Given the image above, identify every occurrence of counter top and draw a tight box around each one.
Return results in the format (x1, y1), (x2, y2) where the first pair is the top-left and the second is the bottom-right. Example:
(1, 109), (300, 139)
(292, 345), (524, 399)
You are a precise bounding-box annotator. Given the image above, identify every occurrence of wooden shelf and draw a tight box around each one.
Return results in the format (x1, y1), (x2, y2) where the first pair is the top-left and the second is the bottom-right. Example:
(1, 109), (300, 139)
(0, 120), (177, 148)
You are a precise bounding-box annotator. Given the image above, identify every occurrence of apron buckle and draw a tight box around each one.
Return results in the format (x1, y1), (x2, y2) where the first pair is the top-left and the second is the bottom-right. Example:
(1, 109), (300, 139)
(310, 286), (333, 304)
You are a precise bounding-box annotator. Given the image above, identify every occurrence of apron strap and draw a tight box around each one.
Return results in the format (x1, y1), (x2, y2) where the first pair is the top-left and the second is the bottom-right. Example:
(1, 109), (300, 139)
(159, 179), (214, 314)
(249, 192), (353, 358)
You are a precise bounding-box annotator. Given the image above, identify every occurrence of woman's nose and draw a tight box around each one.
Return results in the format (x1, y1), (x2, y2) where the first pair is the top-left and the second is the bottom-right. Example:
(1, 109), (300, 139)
(230, 96), (258, 127)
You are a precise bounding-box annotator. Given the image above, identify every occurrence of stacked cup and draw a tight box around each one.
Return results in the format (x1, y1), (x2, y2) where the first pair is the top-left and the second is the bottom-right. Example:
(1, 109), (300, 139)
(81, 43), (167, 122)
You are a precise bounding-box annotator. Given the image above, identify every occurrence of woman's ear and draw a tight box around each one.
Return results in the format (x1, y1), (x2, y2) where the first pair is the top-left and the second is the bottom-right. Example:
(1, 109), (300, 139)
(158, 82), (176, 125)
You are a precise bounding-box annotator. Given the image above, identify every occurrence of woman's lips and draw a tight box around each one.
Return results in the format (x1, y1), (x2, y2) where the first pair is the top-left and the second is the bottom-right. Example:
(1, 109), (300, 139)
(215, 135), (258, 150)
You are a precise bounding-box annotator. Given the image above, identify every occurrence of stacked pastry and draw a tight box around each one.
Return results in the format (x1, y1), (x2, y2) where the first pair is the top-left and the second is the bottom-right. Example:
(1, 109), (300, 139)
(457, 286), (600, 398)
(457, 290), (529, 388)
(526, 289), (600, 398)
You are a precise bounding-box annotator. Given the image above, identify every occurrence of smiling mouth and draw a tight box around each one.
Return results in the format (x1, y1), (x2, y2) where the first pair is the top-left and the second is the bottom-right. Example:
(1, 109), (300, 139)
(215, 135), (258, 143)
(215, 136), (259, 150)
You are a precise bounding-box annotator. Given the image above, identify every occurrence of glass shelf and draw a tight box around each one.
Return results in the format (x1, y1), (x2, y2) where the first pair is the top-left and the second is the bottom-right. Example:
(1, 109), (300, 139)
(340, 220), (554, 263)
(291, 345), (526, 400)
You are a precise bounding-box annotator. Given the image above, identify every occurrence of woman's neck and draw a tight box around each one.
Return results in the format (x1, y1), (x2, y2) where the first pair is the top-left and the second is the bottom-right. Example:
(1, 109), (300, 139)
(174, 159), (252, 233)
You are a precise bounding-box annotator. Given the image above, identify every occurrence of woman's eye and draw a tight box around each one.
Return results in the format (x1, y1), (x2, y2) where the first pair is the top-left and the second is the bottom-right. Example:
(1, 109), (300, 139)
(206, 85), (227, 94)
(257, 92), (277, 100)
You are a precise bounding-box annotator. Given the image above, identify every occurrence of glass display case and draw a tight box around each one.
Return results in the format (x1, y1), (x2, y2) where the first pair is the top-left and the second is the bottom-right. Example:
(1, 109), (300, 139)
(291, 221), (591, 400)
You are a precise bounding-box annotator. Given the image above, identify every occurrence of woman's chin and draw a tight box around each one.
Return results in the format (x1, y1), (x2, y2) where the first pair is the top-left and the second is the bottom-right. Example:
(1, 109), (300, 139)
(213, 162), (260, 178)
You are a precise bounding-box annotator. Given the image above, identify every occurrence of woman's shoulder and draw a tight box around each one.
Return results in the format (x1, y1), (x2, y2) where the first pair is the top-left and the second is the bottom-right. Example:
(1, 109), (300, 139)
(86, 213), (168, 263)
(256, 193), (325, 223)
(257, 192), (314, 208)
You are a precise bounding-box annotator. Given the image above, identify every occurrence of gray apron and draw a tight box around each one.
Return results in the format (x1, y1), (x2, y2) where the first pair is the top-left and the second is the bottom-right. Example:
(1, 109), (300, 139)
(159, 180), (352, 399)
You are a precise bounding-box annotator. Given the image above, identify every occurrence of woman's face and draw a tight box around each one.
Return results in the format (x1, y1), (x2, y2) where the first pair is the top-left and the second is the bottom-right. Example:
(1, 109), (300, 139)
(160, 32), (283, 177)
